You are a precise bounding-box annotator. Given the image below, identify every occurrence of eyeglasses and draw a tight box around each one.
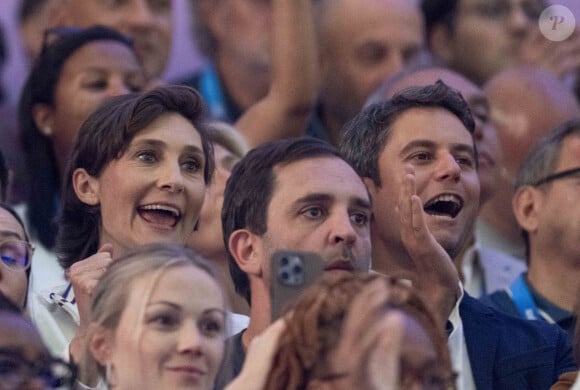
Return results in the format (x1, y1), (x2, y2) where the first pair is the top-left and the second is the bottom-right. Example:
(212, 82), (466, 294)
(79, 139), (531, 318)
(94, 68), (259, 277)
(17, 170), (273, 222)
(463, 0), (544, 22)
(0, 239), (34, 271)
(0, 351), (77, 389)
(531, 166), (580, 187)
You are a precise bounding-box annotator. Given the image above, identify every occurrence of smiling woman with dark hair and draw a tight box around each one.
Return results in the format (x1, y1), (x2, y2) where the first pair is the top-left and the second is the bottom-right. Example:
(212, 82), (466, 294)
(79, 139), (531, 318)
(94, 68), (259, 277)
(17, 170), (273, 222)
(32, 84), (215, 373)
(19, 25), (144, 251)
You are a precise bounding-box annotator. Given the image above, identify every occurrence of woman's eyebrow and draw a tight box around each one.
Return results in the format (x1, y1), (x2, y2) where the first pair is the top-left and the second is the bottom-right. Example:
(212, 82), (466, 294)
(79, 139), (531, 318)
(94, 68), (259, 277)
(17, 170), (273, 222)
(0, 230), (23, 240)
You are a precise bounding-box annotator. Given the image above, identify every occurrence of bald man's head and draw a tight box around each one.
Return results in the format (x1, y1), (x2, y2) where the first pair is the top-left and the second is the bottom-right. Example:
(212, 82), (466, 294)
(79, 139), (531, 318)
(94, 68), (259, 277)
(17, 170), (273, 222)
(477, 66), (580, 247)
(316, 0), (424, 141)
(485, 66), (580, 177)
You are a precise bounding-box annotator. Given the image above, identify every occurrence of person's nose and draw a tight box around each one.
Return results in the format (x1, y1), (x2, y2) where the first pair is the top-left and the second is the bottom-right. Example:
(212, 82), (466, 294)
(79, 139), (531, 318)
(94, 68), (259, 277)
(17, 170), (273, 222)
(125, 0), (157, 29)
(329, 211), (357, 246)
(507, 5), (531, 35)
(107, 78), (133, 97)
(435, 153), (461, 182)
(177, 321), (203, 355)
(158, 160), (185, 193)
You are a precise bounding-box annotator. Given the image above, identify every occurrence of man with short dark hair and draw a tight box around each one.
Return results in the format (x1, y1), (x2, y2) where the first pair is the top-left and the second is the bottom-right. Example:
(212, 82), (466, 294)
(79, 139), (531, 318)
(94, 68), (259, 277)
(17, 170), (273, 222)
(217, 137), (373, 388)
(368, 66), (526, 297)
(483, 119), (580, 340)
(340, 80), (576, 389)
(218, 136), (458, 388)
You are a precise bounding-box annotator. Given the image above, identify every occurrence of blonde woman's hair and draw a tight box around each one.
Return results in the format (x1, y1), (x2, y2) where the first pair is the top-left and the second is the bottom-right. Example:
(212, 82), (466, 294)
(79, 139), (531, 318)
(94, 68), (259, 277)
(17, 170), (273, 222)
(87, 243), (224, 379)
(91, 243), (219, 328)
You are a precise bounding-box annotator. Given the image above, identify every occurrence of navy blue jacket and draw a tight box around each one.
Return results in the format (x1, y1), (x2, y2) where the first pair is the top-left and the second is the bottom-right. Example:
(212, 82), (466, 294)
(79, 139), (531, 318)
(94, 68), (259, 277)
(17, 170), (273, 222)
(461, 294), (576, 389)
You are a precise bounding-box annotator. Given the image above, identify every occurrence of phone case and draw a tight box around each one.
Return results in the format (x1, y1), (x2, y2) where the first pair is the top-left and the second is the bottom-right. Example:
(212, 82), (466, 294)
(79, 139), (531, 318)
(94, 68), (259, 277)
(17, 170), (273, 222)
(270, 250), (324, 321)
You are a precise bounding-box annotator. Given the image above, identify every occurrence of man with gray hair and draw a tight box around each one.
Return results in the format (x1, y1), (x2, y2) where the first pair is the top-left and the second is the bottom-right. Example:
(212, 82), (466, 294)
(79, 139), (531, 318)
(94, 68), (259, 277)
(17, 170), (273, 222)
(483, 119), (580, 340)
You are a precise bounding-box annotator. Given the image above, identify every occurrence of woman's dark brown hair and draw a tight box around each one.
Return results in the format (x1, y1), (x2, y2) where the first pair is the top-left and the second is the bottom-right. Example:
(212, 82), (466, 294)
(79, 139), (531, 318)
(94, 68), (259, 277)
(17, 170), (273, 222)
(56, 85), (214, 269)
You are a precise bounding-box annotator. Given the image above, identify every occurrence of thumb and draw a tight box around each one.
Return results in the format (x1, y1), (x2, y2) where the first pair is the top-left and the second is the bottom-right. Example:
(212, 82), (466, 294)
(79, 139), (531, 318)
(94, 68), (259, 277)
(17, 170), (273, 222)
(97, 243), (114, 257)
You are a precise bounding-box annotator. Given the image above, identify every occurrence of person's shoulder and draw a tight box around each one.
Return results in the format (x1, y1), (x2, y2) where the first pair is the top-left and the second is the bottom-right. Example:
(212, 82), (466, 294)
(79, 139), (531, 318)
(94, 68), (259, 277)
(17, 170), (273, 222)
(477, 290), (568, 346)
(479, 289), (519, 316)
(463, 292), (568, 345)
(461, 294), (576, 387)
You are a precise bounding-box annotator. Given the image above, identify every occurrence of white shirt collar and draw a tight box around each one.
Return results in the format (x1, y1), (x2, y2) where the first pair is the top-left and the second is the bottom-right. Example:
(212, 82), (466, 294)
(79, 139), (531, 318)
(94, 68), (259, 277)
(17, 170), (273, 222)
(447, 283), (476, 390)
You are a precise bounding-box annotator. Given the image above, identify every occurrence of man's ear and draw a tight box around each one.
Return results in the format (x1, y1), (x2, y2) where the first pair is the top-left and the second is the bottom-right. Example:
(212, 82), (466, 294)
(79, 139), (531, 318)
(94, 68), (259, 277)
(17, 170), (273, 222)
(512, 186), (543, 235)
(32, 103), (55, 138)
(73, 168), (100, 206)
(429, 24), (454, 64)
(228, 229), (264, 277)
(88, 325), (114, 367)
(362, 177), (377, 195)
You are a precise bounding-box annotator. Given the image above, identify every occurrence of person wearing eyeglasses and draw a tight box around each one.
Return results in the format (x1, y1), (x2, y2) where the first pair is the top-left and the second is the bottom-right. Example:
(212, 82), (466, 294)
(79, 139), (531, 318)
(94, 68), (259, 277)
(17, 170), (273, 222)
(17, 26), (146, 356)
(0, 293), (76, 390)
(0, 203), (34, 311)
(421, 0), (580, 87)
(482, 119), (580, 341)
(478, 67), (580, 262)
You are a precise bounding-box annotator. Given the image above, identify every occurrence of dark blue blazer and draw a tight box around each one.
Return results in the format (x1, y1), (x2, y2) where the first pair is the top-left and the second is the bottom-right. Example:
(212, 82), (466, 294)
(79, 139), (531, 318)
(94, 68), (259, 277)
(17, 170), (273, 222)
(460, 293), (576, 389)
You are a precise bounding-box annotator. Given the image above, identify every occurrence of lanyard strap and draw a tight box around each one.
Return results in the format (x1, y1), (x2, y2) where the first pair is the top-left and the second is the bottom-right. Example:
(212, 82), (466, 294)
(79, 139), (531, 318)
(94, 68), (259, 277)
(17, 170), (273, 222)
(199, 63), (228, 122)
(508, 274), (541, 321)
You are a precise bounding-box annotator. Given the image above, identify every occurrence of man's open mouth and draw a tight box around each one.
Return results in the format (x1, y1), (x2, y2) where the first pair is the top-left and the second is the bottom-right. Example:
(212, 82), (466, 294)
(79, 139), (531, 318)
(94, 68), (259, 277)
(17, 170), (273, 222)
(423, 194), (463, 219)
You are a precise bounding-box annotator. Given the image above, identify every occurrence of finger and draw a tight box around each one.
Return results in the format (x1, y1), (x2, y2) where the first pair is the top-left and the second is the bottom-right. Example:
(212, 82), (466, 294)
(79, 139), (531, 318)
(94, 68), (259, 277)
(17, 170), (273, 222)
(342, 279), (390, 339)
(73, 279), (99, 297)
(410, 194), (427, 239)
(398, 165), (415, 226)
(98, 243), (114, 257)
(68, 255), (113, 274)
(366, 312), (405, 390)
(70, 268), (107, 282)
(334, 279), (391, 376)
